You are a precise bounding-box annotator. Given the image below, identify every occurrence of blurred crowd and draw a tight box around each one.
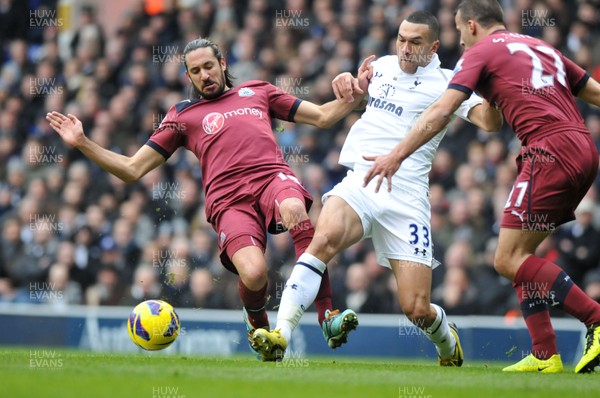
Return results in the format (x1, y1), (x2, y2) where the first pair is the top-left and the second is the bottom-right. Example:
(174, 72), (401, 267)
(1, 0), (600, 319)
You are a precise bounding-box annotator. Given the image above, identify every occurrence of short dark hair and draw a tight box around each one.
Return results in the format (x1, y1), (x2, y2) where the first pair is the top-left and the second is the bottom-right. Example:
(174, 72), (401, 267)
(456, 0), (504, 28)
(406, 10), (440, 42)
(183, 37), (235, 88)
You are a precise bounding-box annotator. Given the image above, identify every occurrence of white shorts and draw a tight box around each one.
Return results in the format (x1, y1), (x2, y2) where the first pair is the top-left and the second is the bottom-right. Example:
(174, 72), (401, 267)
(323, 169), (438, 269)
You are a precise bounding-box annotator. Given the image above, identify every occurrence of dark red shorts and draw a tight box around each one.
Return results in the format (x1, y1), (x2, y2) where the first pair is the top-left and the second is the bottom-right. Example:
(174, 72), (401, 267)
(213, 171), (312, 273)
(502, 130), (598, 231)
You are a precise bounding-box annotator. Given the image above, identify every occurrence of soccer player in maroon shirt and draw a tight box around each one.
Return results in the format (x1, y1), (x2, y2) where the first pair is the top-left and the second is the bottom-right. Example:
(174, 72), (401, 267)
(47, 38), (371, 361)
(363, 0), (600, 373)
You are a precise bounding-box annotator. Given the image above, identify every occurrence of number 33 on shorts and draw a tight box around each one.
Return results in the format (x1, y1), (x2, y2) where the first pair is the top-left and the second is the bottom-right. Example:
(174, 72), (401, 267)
(409, 223), (429, 257)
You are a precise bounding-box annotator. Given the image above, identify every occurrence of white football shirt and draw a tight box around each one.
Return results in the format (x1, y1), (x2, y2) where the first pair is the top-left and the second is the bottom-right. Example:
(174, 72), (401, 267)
(339, 54), (482, 192)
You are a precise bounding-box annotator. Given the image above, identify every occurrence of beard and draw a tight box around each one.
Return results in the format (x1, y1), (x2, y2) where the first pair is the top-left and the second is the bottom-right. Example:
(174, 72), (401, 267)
(193, 70), (227, 99)
(198, 80), (226, 99)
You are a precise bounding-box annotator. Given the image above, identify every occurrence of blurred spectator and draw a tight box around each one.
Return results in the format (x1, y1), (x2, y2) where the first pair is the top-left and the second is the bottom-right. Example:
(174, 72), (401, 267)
(471, 237), (516, 316)
(111, 218), (142, 281)
(43, 262), (83, 306)
(584, 271), (600, 304)
(0, 0), (28, 43)
(189, 227), (217, 268)
(432, 267), (479, 315)
(72, 225), (102, 289)
(85, 265), (125, 306)
(69, 5), (105, 68)
(180, 268), (224, 309)
(1, 40), (29, 92)
(160, 261), (190, 308)
(556, 199), (600, 286)
(0, 217), (25, 295)
(12, 214), (59, 287)
(120, 264), (162, 306)
(430, 148), (456, 191)
(432, 240), (480, 314)
(344, 261), (392, 313)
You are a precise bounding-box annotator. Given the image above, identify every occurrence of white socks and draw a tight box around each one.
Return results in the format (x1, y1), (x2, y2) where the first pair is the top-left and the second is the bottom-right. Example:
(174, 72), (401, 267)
(277, 253), (327, 342)
(425, 303), (456, 358)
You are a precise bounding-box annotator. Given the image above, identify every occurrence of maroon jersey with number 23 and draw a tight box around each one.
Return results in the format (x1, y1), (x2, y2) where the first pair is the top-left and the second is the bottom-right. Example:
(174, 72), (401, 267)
(449, 30), (597, 229)
(448, 30), (590, 142)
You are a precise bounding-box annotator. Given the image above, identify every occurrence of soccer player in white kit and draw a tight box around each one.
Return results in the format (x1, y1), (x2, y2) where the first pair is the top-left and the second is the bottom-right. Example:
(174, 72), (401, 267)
(253, 10), (503, 364)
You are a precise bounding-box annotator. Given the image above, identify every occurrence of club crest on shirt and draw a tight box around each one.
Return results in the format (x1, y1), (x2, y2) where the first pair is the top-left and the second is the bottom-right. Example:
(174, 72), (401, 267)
(202, 112), (225, 134)
(409, 78), (422, 90)
(238, 87), (255, 97)
(376, 83), (397, 98)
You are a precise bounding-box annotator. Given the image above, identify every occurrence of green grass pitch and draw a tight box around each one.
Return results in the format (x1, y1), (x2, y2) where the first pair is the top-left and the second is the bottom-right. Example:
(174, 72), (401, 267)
(1, 348), (599, 398)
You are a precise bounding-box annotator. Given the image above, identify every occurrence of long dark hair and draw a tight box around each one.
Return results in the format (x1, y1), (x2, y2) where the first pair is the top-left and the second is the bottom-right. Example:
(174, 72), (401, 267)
(183, 37), (235, 92)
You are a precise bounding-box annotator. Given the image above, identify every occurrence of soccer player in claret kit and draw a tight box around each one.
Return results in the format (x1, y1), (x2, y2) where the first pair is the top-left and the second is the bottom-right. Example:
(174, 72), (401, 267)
(364, 0), (600, 373)
(47, 38), (371, 361)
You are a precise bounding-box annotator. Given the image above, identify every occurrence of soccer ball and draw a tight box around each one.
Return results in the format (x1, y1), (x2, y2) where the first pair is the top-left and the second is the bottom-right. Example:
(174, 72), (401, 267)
(127, 300), (181, 350)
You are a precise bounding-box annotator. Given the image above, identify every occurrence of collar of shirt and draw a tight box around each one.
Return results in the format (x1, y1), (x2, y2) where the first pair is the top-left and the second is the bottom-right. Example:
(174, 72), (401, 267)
(400, 53), (441, 77)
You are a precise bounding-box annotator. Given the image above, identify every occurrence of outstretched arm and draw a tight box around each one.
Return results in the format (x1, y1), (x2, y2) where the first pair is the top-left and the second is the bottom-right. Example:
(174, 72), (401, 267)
(467, 99), (503, 132)
(362, 88), (465, 192)
(577, 76), (600, 107)
(293, 55), (375, 128)
(46, 111), (164, 183)
(293, 96), (362, 128)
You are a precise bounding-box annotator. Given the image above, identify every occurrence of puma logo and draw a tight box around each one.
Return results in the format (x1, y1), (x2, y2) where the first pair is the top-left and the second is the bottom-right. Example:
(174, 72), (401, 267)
(511, 209), (526, 222)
